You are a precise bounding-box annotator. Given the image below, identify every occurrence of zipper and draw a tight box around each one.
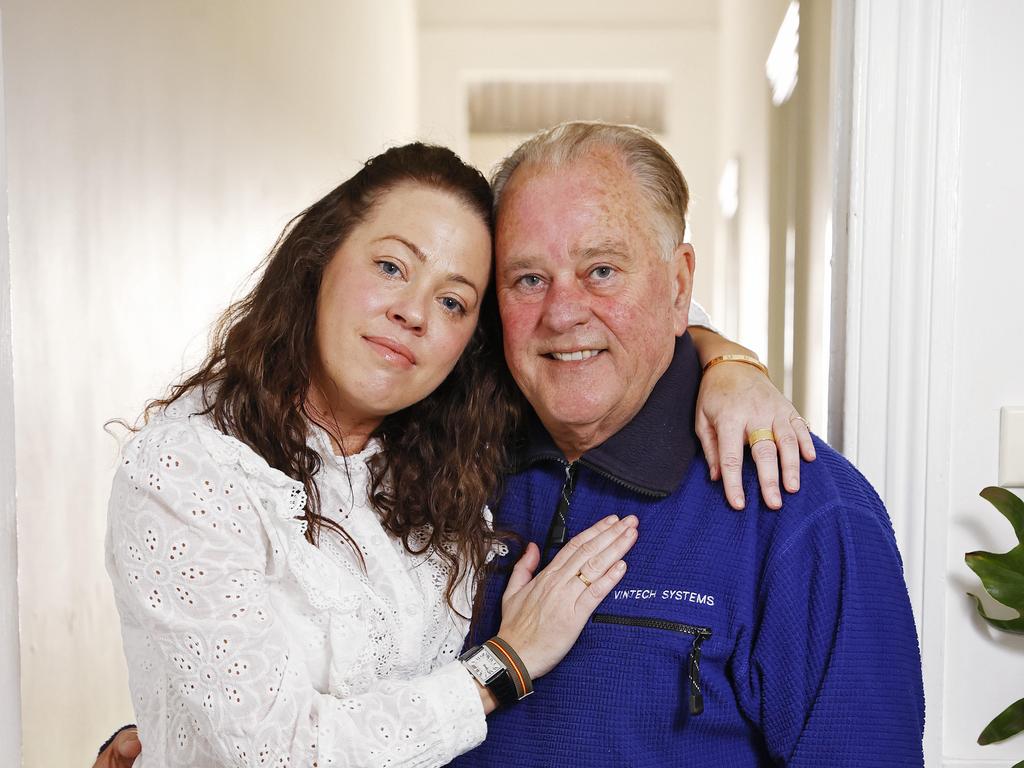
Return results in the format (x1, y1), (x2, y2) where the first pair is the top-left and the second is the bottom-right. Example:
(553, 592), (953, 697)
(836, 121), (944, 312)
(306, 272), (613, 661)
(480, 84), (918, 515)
(533, 458), (661, 567)
(579, 458), (664, 498)
(541, 461), (578, 565)
(592, 613), (711, 716)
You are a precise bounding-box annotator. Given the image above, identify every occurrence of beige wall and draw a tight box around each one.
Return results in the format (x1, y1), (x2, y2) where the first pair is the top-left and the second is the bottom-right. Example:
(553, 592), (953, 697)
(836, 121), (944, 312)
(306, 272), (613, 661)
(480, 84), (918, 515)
(0, 8), (22, 764)
(788, 0), (832, 433)
(713, 0), (790, 359)
(417, 9), (722, 321)
(1, 1), (417, 764)
(713, 0), (832, 429)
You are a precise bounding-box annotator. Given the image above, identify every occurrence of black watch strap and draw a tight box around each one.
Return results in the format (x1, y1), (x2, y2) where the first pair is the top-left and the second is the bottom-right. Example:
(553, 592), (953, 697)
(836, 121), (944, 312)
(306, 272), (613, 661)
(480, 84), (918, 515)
(485, 664), (521, 708)
(459, 642), (531, 708)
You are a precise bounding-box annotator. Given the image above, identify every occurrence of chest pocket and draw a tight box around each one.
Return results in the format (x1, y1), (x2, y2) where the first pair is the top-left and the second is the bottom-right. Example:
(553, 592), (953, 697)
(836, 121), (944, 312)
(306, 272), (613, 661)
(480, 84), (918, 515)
(591, 613), (711, 716)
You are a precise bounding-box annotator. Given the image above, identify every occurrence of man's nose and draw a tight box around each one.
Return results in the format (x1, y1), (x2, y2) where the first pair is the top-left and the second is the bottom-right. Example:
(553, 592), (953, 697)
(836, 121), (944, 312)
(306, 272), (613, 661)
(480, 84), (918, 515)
(541, 278), (590, 333)
(387, 287), (428, 335)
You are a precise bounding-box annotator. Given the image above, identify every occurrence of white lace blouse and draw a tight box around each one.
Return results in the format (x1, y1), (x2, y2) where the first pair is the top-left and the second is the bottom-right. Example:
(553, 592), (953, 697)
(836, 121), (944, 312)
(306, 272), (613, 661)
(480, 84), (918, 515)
(105, 302), (714, 767)
(106, 391), (488, 767)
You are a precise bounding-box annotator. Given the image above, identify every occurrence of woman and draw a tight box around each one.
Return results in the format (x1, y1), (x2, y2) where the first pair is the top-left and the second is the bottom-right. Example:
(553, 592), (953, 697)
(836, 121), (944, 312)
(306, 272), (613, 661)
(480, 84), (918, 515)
(104, 143), (811, 767)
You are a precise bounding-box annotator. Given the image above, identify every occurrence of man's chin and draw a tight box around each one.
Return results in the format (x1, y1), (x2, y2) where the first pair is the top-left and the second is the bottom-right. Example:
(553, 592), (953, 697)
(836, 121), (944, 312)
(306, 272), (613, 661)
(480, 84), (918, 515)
(534, 398), (621, 451)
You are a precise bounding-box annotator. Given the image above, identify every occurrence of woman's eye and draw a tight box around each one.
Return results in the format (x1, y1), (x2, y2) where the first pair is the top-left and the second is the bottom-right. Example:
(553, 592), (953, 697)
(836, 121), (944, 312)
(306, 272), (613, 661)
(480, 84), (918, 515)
(591, 266), (615, 280)
(440, 296), (466, 315)
(377, 260), (402, 277)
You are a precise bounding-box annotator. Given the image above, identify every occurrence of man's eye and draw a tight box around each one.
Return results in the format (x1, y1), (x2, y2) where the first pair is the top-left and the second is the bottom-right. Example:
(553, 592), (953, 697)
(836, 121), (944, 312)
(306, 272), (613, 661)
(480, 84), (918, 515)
(517, 274), (543, 289)
(591, 266), (615, 280)
(377, 260), (402, 277)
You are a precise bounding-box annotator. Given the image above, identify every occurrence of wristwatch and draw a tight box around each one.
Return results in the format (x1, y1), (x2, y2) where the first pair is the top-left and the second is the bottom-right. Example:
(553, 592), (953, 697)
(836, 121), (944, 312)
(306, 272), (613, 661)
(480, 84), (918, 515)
(459, 640), (531, 707)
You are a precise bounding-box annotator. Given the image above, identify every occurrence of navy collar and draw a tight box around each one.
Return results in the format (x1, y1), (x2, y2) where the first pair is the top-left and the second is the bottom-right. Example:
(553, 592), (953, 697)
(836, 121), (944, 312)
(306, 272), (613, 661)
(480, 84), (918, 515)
(512, 333), (701, 498)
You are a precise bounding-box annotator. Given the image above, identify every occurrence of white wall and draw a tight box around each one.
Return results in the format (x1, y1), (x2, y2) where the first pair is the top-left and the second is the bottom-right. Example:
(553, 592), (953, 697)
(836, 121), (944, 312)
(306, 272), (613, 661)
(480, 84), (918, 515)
(1, 1), (417, 764)
(417, 4), (722, 320)
(943, 0), (1024, 763)
(839, 0), (1024, 764)
(0, 8), (23, 765)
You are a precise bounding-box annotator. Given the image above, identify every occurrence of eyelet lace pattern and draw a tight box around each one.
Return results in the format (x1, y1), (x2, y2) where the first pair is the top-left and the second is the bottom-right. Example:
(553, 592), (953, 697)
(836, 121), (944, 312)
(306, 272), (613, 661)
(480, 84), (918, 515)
(106, 392), (489, 767)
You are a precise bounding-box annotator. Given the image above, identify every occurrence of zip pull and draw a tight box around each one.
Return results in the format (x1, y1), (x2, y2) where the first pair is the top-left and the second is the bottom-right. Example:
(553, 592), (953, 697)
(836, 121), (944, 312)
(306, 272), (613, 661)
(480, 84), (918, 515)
(542, 462), (578, 564)
(687, 633), (707, 715)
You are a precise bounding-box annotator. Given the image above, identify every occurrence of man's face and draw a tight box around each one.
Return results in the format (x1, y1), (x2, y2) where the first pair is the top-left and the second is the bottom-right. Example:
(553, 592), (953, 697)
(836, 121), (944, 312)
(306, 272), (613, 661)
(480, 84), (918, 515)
(495, 150), (694, 457)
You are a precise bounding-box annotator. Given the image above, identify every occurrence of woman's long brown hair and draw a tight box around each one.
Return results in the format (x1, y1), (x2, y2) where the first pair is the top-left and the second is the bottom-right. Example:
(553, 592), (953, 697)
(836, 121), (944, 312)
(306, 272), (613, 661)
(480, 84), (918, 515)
(147, 143), (521, 614)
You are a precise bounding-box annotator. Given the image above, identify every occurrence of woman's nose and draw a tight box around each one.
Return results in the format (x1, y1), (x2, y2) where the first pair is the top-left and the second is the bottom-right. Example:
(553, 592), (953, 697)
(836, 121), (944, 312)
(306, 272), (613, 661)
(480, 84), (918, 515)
(387, 290), (428, 335)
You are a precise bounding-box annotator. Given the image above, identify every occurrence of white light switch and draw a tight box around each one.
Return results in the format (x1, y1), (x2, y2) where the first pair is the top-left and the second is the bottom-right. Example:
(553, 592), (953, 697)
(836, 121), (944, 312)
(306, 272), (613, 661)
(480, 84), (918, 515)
(999, 407), (1024, 487)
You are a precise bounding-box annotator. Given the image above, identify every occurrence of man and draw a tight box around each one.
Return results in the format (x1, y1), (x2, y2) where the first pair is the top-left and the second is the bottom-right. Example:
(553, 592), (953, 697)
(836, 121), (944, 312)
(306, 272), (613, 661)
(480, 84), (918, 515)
(449, 122), (924, 766)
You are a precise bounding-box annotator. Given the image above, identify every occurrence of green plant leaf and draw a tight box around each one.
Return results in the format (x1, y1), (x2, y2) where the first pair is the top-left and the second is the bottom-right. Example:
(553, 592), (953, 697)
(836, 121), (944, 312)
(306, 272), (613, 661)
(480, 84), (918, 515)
(1013, 760), (1024, 768)
(965, 487), (1024, 635)
(967, 593), (1024, 633)
(979, 697), (1024, 745)
(981, 486), (1024, 540)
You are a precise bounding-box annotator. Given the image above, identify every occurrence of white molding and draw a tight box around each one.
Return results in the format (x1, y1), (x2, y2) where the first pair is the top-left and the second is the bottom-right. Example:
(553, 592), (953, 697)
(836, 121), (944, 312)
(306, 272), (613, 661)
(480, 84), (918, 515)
(922, 3), (966, 767)
(827, 0), (854, 450)
(0, 9), (22, 765)
(840, 1), (965, 766)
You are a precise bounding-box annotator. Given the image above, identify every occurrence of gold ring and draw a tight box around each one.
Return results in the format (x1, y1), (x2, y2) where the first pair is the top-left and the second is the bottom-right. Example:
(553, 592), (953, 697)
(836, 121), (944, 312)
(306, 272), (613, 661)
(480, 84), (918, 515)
(576, 570), (593, 588)
(790, 415), (810, 430)
(748, 428), (775, 448)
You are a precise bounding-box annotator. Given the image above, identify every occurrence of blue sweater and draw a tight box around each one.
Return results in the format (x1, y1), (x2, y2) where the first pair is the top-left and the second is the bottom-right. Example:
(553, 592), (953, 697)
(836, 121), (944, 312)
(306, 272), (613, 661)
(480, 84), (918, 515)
(452, 336), (924, 767)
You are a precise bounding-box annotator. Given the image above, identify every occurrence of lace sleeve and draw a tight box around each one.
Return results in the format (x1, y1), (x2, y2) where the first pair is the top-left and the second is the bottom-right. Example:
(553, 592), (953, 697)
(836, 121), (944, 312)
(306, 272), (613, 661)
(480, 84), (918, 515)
(106, 420), (486, 767)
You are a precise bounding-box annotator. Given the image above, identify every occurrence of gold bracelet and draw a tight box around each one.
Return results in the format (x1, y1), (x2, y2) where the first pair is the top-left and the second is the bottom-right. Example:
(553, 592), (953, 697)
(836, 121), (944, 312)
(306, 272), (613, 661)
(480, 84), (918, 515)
(702, 354), (771, 379)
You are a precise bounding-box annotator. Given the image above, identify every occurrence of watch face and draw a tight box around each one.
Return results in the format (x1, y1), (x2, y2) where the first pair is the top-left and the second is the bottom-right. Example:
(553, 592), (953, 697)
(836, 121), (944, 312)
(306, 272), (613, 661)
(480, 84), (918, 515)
(464, 646), (505, 683)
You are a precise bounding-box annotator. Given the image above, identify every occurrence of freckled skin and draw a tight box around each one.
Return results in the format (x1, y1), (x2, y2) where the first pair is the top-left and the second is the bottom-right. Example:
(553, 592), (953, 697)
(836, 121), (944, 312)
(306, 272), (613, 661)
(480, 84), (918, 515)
(496, 150), (695, 459)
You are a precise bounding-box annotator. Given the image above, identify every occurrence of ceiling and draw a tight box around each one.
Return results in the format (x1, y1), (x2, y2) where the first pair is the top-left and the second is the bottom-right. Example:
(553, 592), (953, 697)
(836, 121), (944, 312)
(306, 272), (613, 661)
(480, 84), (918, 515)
(418, 0), (718, 28)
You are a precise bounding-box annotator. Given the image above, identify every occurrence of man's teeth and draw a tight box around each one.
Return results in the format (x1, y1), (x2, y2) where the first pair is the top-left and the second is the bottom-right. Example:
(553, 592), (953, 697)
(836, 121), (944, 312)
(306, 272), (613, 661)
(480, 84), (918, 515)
(550, 350), (600, 362)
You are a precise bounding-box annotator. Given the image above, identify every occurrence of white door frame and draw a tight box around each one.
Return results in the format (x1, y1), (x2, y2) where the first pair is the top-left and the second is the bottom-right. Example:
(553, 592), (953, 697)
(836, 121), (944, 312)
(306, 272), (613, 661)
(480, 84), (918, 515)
(0, 7), (24, 765)
(832, 0), (966, 763)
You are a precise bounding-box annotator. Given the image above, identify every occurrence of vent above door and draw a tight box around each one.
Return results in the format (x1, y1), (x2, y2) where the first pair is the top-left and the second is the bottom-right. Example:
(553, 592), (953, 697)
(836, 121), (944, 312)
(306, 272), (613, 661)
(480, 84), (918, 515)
(467, 77), (668, 134)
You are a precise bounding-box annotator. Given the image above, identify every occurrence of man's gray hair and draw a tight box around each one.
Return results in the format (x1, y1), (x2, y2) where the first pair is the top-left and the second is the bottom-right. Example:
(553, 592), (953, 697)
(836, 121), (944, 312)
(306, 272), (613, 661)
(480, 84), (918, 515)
(490, 121), (689, 260)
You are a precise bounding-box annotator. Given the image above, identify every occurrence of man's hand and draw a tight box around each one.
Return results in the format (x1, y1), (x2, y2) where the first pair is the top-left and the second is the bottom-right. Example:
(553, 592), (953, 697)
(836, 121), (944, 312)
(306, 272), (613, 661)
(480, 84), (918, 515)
(93, 727), (140, 768)
(695, 359), (815, 510)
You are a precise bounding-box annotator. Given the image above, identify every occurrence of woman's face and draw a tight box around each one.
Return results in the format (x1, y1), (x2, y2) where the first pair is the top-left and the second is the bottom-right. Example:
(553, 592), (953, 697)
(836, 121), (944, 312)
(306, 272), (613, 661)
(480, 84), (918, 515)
(313, 183), (492, 430)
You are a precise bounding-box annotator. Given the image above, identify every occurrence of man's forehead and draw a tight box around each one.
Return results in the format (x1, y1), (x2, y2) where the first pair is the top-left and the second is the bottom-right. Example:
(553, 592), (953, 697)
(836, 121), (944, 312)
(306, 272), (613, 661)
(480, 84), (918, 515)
(501, 148), (632, 200)
(496, 153), (649, 243)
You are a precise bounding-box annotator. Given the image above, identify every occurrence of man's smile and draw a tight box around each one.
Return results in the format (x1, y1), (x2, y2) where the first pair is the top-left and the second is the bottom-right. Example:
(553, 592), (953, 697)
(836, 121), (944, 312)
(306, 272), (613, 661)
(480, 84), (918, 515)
(544, 349), (604, 362)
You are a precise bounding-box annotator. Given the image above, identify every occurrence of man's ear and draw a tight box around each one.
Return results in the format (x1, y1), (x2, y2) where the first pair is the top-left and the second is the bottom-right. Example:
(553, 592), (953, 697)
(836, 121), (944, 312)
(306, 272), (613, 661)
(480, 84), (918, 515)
(670, 243), (696, 336)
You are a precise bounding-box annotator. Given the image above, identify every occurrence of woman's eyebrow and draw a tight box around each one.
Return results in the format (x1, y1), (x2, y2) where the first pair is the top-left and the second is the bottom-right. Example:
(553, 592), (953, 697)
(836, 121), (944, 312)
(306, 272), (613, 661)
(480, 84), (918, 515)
(374, 234), (427, 262)
(373, 235), (480, 297)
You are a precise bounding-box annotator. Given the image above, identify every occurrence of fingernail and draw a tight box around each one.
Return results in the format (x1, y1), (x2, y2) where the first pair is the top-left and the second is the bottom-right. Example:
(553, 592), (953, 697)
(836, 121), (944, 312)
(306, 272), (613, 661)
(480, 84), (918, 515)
(733, 494), (745, 508)
(615, 561), (627, 573)
(604, 515), (619, 524)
